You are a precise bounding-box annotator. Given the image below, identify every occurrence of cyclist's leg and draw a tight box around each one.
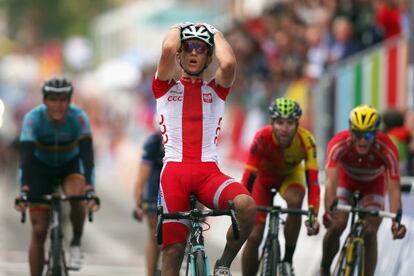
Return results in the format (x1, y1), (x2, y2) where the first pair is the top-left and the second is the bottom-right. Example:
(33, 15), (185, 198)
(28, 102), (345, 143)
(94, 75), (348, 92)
(25, 158), (53, 276)
(241, 175), (273, 276)
(241, 223), (266, 276)
(63, 173), (87, 247)
(195, 163), (255, 269)
(158, 162), (191, 275)
(363, 216), (381, 276)
(143, 199), (161, 276)
(279, 169), (306, 265)
(360, 187), (385, 276)
(321, 176), (352, 275)
(320, 210), (348, 275)
(29, 208), (50, 276)
(321, 170), (358, 275)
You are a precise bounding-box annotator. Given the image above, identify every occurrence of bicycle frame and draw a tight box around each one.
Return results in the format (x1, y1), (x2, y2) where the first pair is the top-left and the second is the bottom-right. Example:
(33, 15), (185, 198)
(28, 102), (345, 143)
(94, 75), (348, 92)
(257, 189), (311, 276)
(332, 192), (398, 276)
(17, 193), (98, 276)
(156, 195), (240, 276)
(185, 211), (209, 276)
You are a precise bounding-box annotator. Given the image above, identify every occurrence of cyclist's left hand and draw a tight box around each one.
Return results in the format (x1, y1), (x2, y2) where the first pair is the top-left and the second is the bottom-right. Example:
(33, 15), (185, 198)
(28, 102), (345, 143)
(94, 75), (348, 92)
(391, 222), (406, 239)
(305, 219), (320, 236)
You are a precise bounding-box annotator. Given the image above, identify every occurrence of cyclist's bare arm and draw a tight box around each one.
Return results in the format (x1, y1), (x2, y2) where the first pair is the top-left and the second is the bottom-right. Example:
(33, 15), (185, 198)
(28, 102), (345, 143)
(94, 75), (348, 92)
(212, 32), (236, 88)
(157, 26), (181, 81)
(387, 175), (402, 214)
(324, 167), (339, 212)
(133, 162), (152, 221)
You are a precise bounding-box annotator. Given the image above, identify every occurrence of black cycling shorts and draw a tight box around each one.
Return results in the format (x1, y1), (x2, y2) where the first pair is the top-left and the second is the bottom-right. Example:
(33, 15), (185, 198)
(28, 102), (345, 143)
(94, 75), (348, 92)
(23, 156), (84, 198)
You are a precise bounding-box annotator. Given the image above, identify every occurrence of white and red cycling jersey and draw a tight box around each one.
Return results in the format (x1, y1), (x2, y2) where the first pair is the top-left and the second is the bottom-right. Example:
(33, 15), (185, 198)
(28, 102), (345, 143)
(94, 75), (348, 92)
(152, 75), (229, 163)
(152, 75), (250, 247)
(326, 130), (400, 208)
(326, 130), (400, 182)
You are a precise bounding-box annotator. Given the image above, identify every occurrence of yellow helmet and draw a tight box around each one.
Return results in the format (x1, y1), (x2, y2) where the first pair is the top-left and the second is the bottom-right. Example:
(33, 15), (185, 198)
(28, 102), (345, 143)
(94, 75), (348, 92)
(349, 105), (380, 131)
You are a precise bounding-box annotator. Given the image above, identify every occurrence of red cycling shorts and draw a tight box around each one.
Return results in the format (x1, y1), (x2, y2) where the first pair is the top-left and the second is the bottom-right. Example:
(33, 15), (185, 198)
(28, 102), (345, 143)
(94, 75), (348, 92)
(337, 168), (385, 209)
(159, 162), (250, 248)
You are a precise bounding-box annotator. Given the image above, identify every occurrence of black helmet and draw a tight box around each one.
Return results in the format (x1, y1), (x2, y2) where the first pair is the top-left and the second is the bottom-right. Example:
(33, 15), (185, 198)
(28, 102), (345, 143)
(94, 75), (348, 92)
(42, 77), (73, 98)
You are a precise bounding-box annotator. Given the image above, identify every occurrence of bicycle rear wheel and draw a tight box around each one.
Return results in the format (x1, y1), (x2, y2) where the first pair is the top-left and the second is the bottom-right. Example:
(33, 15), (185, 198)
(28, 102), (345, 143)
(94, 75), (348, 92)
(259, 237), (280, 276)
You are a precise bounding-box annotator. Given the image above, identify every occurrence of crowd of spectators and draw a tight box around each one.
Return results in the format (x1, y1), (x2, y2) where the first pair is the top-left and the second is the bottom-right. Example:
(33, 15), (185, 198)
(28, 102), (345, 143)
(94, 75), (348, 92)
(186, 0), (409, 161)
(0, 0), (412, 176)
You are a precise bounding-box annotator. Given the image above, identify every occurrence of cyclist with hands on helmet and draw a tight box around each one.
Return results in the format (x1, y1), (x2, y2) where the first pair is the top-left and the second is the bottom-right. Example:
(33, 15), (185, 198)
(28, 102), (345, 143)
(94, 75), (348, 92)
(15, 77), (99, 276)
(241, 97), (321, 276)
(320, 105), (406, 276)
(153, 21), (256, 276)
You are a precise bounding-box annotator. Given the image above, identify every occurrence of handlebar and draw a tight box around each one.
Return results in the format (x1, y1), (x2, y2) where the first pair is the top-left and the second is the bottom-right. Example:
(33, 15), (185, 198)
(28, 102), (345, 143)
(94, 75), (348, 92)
(156, 200), (240, 245)
(257, 204), (313, 226)
(256, 205), (309, 216)
(333, 203), (398, 220)
(16, 193), (100, 223)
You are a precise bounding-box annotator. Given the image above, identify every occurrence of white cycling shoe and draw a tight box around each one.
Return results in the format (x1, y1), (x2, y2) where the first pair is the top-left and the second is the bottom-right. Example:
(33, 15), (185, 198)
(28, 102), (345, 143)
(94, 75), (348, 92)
(68, 245), (84, 270)
(213, 263), (231, 276)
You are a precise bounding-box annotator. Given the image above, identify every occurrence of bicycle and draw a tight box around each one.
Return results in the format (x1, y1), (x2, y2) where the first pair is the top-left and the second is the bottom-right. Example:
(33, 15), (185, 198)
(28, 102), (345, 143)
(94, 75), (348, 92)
(257, 188), (315, 276)
(156, 194), (240, 276)
(16, 191), (100, 276)
(331, 191), (401, 276)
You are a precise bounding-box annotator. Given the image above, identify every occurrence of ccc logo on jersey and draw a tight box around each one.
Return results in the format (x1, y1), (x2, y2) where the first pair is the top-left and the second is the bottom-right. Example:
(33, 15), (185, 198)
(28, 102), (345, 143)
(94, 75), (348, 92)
(167, 95), (183, 101)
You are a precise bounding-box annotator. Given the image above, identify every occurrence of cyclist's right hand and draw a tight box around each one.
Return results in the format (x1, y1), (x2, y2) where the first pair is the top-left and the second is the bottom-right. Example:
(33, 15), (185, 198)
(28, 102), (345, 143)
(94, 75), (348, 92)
(323, 211), (333, 228)
(14, 185), (29, 212)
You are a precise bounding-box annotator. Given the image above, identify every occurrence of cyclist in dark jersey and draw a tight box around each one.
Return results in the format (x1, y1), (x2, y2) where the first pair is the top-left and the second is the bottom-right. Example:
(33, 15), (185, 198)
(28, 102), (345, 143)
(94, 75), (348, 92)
(133, 131), (164, 276)
(15, 77), (99, 276)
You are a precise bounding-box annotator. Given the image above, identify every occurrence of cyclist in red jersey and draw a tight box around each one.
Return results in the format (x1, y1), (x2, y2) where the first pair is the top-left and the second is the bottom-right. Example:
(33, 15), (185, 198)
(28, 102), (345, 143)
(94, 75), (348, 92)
(153, 22), (255, 276)
(320, 105), (407, 276)
(241, 98), (321, 276)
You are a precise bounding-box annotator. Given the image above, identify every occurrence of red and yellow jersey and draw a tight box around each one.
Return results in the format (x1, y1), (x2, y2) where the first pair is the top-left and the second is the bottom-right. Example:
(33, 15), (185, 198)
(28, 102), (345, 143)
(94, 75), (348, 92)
(326, 130), (400, 181)
(242, 125), (320, 213)
(244, 125), (318, 176)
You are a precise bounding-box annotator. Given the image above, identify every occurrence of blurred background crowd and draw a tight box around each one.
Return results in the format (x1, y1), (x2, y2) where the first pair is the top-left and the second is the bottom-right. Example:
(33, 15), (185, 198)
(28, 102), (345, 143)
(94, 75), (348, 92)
(0, 0), (413, 177)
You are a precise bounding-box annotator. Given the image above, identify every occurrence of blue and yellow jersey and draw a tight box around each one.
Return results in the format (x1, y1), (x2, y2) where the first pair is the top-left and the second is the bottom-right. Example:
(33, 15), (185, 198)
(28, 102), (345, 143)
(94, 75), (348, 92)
(20, 104), (92, 167)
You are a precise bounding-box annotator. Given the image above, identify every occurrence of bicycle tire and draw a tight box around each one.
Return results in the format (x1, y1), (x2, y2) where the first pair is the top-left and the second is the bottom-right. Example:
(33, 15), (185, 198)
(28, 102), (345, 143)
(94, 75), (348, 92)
(50, 226), (63, 276)
(350, 241), (364, 276)
(195, 250), (207, 276)
(259, 236), (280, 276)
(332, 239), (350, 276)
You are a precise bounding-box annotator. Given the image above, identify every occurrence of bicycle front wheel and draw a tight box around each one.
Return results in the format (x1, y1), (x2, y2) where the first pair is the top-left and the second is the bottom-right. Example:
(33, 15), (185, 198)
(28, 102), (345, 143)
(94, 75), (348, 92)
(332, 243), (348, 276)
(259, 237), (280, 276)
(349, 241), (364, 276)
(194, 251), (207, 276)
(49, 227), (65, 276)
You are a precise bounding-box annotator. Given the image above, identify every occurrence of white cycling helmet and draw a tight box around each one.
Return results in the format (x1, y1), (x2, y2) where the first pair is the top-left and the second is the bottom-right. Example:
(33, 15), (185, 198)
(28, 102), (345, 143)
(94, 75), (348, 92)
(181, 24), (214, 51)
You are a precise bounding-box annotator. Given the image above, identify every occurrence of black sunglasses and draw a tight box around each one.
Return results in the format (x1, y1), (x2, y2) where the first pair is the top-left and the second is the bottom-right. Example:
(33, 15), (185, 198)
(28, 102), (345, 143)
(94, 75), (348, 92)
(182, 41), (208, 54)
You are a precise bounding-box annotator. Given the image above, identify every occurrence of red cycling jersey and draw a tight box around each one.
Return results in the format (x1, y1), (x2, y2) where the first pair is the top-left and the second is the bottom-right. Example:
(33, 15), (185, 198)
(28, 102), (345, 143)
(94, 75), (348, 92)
(241, 125), (320, 219)
(326, 130), (400, 208)
(326, 130), (400, 181)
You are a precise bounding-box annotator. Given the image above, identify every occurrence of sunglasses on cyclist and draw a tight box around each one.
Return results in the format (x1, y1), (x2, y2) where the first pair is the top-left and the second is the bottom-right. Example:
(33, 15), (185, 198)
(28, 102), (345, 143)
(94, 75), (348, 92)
(182, 41), (208, 54)
(352, 130), (377, 140)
